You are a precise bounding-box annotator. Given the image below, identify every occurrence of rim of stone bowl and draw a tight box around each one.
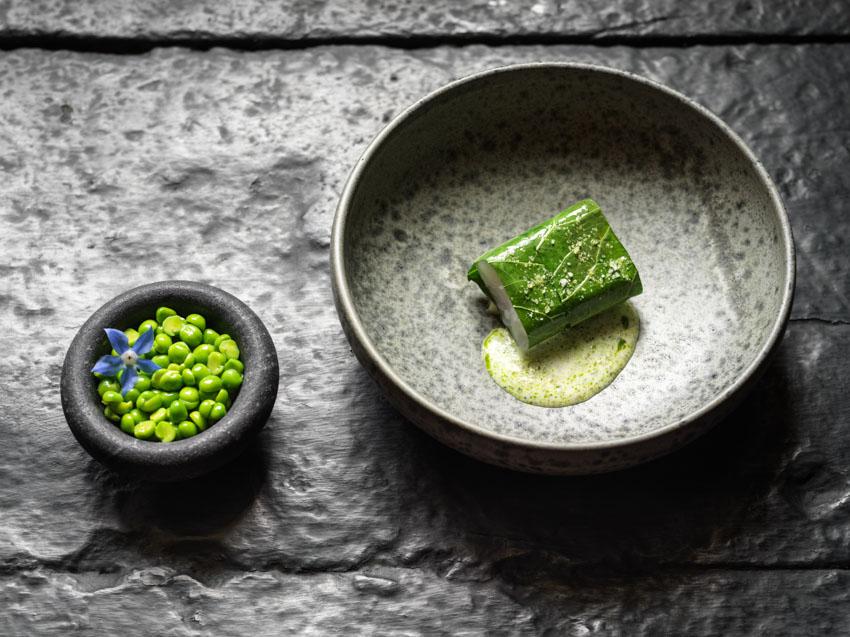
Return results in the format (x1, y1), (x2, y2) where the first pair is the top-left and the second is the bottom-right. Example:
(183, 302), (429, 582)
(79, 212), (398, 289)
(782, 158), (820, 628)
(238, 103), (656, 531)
(60, 280), (279, 481)
(330, 62), (795, 455)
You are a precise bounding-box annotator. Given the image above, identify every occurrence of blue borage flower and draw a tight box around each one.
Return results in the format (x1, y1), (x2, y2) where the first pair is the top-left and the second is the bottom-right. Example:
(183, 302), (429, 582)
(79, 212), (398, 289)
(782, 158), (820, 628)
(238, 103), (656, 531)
(91, 328), (161, 395)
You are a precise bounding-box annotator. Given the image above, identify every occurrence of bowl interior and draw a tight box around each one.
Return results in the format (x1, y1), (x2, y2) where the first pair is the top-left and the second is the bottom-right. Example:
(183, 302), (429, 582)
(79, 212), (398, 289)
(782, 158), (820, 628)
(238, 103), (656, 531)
(342, 66), (790, 444)
(85, 299), (248, 430)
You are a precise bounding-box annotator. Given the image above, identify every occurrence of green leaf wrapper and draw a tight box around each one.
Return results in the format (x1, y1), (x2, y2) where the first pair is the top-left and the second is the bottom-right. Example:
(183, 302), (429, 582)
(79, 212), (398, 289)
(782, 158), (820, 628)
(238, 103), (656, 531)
(468, 199), (642, 350)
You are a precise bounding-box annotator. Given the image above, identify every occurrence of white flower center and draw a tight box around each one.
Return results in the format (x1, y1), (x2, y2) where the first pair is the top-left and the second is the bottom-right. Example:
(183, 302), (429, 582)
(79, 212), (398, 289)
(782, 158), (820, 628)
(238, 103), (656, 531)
(121, 350), (138, 367)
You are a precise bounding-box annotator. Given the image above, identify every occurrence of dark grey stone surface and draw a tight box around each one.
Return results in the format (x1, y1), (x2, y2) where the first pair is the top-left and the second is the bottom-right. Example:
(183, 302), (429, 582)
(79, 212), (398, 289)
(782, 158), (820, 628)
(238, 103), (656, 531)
(0, 43), (848, 634)
(1, 0), (850, 41)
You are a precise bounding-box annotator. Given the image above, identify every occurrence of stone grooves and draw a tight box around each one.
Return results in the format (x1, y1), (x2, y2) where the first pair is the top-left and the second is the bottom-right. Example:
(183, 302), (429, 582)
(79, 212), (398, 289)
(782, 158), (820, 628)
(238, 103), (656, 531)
(790, 316), (850, 326)
(1, 31), (850, 55)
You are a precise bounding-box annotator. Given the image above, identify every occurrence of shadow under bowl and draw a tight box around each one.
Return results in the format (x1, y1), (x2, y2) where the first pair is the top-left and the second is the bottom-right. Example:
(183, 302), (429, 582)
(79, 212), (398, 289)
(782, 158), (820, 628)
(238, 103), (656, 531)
(61, 280), (279, 482)
(332, 63), (795, 474)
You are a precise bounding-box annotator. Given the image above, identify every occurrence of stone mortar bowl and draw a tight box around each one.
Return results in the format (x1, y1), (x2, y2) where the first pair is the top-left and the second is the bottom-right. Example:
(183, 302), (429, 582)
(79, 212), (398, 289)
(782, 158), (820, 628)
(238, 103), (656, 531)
(61, 280), (279, 481)
(332, 63), (795, 474)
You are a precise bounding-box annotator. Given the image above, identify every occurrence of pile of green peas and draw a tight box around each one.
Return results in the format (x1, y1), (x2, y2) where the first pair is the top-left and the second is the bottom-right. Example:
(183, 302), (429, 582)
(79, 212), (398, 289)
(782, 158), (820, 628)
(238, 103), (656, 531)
(95, 307), (244, 442)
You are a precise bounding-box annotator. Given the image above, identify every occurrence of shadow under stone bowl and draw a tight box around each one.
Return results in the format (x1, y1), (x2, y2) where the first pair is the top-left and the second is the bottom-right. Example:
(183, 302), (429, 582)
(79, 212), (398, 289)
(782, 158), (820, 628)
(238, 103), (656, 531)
(331, 63), (795, 475)
(61, 280), (279, 482)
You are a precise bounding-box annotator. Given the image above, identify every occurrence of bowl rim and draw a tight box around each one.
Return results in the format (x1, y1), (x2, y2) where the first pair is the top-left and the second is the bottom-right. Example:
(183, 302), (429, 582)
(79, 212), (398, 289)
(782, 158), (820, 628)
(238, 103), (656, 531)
(60, 279), (279, 478)
(331, 61), (796, 452)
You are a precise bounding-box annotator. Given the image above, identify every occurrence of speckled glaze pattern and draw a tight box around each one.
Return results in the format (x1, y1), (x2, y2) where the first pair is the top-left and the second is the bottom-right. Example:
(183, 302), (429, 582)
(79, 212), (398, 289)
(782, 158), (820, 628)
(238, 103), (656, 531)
(60, 280), (279, 482)
(332, 64), (795, 474)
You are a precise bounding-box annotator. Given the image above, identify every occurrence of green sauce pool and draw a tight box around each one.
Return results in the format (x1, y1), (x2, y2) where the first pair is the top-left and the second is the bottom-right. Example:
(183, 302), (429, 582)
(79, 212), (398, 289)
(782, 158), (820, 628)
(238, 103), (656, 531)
(482, 303), (639, 407)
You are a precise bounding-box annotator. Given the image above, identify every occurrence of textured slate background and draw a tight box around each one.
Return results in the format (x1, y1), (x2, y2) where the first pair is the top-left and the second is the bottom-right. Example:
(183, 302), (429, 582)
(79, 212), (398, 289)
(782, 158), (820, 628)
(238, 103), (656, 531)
(1, 3), (849, 635)
(2, 0), (850, 41)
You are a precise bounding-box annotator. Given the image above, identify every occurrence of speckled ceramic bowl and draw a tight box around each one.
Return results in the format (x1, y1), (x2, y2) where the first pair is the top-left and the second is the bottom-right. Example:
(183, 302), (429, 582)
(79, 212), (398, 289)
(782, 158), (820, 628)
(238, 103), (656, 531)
(61, 281), (279, 481)
(332, 63), (794, 474)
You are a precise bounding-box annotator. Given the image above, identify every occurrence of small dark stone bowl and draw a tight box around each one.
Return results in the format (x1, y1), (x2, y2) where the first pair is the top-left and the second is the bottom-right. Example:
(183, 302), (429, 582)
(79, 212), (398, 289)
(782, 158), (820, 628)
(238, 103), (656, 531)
(61, 280), (279, 482)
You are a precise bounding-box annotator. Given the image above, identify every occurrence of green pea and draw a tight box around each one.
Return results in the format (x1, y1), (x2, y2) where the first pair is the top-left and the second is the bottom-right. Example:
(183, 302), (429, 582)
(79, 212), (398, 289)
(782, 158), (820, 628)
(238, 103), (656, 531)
(154, 421), (177, 442)
(124, 328), (139, 347)
(159, 391), (179, 407)
(179, 386), (200, 409)
(162, 315), (184, 337)
(139, 392), (162, 413)
(134, 420), (155, 440)
(129, 408), (145, 424)
(150, 369), (166, 389)
(192, 344), (214, 364)
(189, 411), (207, 431)
(168, 341), (190, 364)
(177, 421), (198, 438)
(135, 390), (152, 409)
(198, 399), (215, 418)
(182, 353), (195, 368)
(153, 333), (172, 354)
(114, 400), (133, 415)
(103, 406), (120, 422)
(221, 369), (243, 391)
(167, 362), (182, 371)
(191, 363), (210, 380)
(198, 375), (222, 394)
(181, 369), (196, 387)
(214, 334), (231, 349)
(223, 359), (244, 374)
(101, 390), (122, 406)
(203, 328), (219, 345)
(152, 354), (170, 369)
(159, 370), (183, 392)
(209, 403), (227, 423)
(218, 340), (240, 361)
(185, 313), (206, 331)
(177, 323), (202, 348)
(138, 319), (158, 335)
(214, 389), (230, 408)
(97, 378), (120, 397)
(207, 351), (226, 376)
(124, 378), (151, 402)
(134, 376), (151, 392)
(120, 413), (136, 434)
(156, 306), (176, 324)
(164, 398), (185, 424)
(150, 407), (168, 423)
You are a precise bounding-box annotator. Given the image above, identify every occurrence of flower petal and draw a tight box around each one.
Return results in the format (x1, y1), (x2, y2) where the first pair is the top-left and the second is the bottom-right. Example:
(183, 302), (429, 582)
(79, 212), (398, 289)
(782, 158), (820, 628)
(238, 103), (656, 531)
(136, 358), (160, 374)
(91, 355), (123, 376)
(104, 328), (130, 355)
(133, 327), (155, 355)
(120, 367), (138, 395)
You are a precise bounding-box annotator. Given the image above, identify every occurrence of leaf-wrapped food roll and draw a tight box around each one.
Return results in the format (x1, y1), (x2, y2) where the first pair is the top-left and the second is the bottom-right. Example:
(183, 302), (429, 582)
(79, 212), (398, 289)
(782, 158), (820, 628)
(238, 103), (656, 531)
(468, 199), (642, 350)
